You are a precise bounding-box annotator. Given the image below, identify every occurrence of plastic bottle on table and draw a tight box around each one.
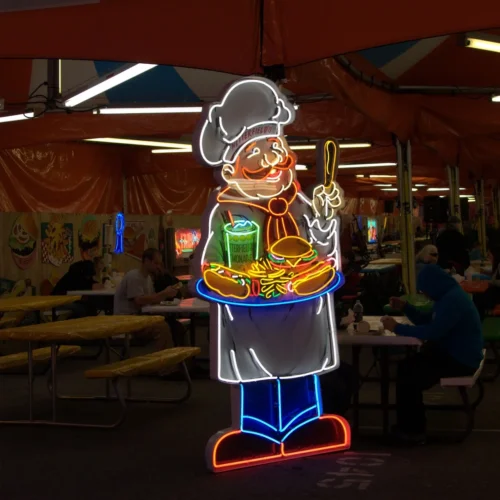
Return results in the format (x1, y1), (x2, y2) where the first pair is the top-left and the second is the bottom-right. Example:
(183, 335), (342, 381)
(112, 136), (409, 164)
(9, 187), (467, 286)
(353, 300), (364, 323)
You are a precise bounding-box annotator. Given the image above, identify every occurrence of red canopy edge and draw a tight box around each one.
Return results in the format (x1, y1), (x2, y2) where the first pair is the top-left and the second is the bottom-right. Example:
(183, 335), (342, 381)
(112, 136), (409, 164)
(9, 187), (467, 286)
(1, 0), (500, 74)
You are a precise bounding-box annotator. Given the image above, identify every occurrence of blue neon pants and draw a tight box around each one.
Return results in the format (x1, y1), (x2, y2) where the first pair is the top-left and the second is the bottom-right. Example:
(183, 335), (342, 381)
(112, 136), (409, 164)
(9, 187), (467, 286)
(240, 375), (322, 444)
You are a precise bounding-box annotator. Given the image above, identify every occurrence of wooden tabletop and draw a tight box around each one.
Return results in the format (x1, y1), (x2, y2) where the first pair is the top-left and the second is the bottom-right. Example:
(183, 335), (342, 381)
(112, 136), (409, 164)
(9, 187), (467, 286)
(67, 290), (116, 296)
(0, 295), (80, 313)
(142, 298), (210, 314)
(338, 316), (421, 346)
(370, 258), (402, 265)
(0, 315), (165, 341)
(461, 281), (489, 294)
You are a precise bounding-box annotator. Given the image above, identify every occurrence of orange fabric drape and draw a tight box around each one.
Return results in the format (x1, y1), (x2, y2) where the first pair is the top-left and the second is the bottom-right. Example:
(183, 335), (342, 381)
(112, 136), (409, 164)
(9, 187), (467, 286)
(123, 149), (216, 215)
(0, 143), (122, 213)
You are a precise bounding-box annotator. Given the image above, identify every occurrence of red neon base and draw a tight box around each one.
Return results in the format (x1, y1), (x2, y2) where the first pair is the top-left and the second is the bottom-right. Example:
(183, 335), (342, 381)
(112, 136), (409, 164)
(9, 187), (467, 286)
(206, 415), (351, 473)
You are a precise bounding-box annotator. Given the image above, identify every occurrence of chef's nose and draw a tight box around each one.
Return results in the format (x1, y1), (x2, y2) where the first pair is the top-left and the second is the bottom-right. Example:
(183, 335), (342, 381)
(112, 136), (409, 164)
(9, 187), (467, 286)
(262, 151), (280, 167)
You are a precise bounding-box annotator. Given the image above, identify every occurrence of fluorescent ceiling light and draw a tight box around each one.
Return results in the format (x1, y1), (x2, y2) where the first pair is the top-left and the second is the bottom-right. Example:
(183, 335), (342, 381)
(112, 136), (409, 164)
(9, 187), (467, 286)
(381, 188), (417, 192)
(85, 138), (191, 149)
(339, 162), (396, 169)
(414, 184), (427, 187)
(427, 187), (466, 192)
(151, 148), (192, 154)
(374, 184), (392, 187)
(290, 142), (371, 150)
(295, 164), (308, 171)
(492, 95), (500, 102)
(65, 63), (157, 108)
(94, 106), (203, 115)
(460, 194), (475, 198)
(0, 111), (34, 123)
(465, 32), (500, 54)
(468, 199), (475, 203)
(356, 174), (397, 178)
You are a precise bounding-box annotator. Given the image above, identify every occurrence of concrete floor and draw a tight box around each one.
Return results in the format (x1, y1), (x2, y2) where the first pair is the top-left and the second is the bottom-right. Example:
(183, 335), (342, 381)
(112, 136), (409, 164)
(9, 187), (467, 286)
(1, 345), (499, 500)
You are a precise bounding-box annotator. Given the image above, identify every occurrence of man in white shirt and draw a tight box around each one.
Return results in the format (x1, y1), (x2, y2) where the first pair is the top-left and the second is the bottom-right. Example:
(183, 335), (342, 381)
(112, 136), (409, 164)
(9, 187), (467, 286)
(114, 248), (179, 348)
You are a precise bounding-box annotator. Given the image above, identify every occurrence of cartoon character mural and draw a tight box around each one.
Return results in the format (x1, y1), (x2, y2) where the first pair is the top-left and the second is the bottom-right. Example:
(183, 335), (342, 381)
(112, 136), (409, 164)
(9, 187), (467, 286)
(9, 214), (38, 270)
(79, 216), (101, 260)
(192, 78), (350, 472)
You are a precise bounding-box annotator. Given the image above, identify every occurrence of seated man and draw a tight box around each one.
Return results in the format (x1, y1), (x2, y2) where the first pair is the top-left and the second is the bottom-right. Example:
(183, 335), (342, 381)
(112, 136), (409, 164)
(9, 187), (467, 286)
(153, 263), (189, 345)
(113, 248), (179, 349)
(52, 260), (103, 318)
(382, 264), (483, 443)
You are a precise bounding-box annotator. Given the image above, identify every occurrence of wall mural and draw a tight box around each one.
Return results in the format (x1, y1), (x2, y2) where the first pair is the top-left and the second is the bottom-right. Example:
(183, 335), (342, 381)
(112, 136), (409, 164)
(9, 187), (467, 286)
(41, 216), (74, 267)
(9, 213), (38, 270)
(124, 221), (147, 261)
(78, 215), (101, 260)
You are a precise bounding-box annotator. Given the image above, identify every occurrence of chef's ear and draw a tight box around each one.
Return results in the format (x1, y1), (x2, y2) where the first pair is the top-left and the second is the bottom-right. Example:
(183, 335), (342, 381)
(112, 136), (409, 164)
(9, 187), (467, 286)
(221, 164), (235, 183)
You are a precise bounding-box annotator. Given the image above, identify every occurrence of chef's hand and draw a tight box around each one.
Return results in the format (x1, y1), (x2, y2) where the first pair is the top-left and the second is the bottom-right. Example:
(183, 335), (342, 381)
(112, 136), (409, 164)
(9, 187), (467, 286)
(381, 316), (398, 333)
(389, 296), (407, 311)
(312, 182), (342, 220)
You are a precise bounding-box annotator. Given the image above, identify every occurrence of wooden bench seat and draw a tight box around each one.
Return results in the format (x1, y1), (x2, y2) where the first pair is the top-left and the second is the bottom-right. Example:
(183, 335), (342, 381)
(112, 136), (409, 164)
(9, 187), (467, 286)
(0, 345), (81, 371)
(83, 347), (201, 419)
(430, 350), (486, 441)
(85, 347), (200, 379)
(440, 354), (486, 388)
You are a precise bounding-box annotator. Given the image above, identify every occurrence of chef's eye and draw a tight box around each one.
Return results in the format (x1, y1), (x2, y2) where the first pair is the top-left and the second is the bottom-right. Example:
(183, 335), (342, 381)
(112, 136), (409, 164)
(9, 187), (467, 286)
(248, 147), (260, 158)
(272, 142), (280, 150)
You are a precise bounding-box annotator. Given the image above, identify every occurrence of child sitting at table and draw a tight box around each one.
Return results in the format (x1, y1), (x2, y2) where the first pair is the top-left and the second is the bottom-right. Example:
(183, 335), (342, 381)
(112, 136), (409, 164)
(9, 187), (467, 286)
(382, 264), (483, 444)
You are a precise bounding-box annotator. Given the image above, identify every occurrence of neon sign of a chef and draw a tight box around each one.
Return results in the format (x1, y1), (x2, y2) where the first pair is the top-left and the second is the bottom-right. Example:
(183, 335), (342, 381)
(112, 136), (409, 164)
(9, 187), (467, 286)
(193, 78), (350, 472)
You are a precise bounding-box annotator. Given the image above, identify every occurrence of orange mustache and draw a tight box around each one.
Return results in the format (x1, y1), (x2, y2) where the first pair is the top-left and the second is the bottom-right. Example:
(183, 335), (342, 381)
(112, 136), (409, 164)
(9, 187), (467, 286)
(242, 155), (296, 181)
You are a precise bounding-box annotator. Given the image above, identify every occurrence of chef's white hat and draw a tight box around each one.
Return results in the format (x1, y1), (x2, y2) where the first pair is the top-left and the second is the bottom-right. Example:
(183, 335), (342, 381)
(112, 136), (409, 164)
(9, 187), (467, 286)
(193, 77), (295, 167)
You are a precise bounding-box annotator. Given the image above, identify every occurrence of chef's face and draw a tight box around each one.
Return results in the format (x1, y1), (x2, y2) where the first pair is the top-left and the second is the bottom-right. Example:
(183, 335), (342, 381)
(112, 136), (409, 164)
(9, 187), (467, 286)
(222, 137), (296, 199)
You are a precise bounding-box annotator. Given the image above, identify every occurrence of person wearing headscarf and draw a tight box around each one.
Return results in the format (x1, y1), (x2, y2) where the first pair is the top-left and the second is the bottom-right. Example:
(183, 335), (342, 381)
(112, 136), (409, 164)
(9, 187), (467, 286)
(415, 244), (438, 275)
(382, 265), (483, 443)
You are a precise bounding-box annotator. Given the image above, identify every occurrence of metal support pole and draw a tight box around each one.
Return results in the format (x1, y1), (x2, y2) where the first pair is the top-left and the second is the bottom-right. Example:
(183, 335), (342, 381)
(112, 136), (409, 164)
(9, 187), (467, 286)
(475, 179), (487, 258)
(447, 165), (462, 231)
(493, 186), (500, 230)
(122, 176), (128, 214)
(396, 139), (416, 295)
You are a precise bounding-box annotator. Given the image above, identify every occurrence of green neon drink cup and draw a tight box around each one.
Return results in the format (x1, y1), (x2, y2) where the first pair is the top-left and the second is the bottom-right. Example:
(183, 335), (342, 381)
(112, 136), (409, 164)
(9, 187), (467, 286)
(223, 220), (260, 270)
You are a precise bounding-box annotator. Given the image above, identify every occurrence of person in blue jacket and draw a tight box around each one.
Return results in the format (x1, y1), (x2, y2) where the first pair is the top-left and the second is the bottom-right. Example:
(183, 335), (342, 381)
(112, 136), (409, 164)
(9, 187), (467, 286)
(382, 264), (483, 442)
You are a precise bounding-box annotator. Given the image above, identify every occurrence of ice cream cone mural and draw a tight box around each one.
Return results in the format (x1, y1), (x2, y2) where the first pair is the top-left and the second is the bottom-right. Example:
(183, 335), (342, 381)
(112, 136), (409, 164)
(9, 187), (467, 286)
(192, 78), (350, 473)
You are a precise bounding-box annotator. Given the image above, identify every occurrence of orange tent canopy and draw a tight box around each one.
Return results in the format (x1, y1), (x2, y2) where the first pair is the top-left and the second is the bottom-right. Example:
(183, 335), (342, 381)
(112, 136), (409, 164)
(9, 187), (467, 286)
(1, 0), (500, 73)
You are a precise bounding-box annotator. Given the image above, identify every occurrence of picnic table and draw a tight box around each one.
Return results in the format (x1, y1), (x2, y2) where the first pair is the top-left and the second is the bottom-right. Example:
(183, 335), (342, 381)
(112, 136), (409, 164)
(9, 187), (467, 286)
(143, 298), (210, 346)
(360, 263), (397, 274)
(0, 315), (165, 427)
(461, 281), (489, 294)
(338, 316), (421, 437)
(0, 295), (80, 323)
(370, 258), (402, 266)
